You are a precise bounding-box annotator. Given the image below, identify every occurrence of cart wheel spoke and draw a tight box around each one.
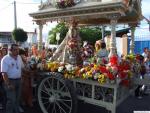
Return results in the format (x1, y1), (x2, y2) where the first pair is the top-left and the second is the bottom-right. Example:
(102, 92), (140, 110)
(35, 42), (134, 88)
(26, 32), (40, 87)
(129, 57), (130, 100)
(58, 105), (63, 113)
(38, 74), (77, 113)
(58, 99), (72, 109)
(46, 78), (52, 89)
(43, 83), (52, 95)
(41, 89), (49, 95)
(60, 84), (65, 91)
(43, 101), (50, 105)
(56, 101), (67, 113)
(57, 98), (72, 102)
(46, 103), (52, 111)
(57, 80), (60, 90)
(51, 103), (55, 113)
(41, 97), (49, 100)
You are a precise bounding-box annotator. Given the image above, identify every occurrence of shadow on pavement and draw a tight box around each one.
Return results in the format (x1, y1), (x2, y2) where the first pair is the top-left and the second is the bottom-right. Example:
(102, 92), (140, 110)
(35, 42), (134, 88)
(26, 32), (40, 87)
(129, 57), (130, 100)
(1, 94), (150, 113)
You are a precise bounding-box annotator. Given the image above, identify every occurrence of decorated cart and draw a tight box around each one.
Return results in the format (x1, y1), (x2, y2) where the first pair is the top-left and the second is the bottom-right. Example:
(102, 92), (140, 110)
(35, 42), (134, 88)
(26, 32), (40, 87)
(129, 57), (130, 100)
(29, 0), (143, 113)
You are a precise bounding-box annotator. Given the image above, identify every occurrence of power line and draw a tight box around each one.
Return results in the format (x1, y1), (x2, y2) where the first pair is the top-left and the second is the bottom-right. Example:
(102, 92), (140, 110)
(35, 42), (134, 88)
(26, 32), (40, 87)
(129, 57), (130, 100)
(1, 0), (40, 4)
(0, 1), (40, 12)
(137, 26), (150, 29)
(0, 2), (13, 13)
(1, 0), (11, 2)
(16, 1), (40, 5)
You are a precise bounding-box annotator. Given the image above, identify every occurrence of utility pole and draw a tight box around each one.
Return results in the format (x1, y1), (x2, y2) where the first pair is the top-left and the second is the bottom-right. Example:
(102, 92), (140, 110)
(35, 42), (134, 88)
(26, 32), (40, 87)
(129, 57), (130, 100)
(41, 0), (43, 4)
(14, 0), (17, 29)
(149, 16), (150, 32)
(101, 25), (105, 40)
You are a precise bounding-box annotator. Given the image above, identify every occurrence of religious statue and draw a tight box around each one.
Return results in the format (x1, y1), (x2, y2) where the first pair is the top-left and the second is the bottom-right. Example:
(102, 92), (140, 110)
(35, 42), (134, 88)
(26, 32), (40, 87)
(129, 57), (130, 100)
(50, 18), (82, 65)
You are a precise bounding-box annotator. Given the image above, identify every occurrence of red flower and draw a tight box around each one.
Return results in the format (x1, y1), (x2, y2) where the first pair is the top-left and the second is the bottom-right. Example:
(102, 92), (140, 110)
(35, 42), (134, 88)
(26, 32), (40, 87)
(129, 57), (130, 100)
(117, 65), (123, 72)
(109, 55), (118, 66)
(102, 58), (107, 64)
(119, 71), (127, 79)
(99, 66), (108, 73)
(90, 64), (94, 67)
(107, 72), (115, 80)
(120, 80), (130, 87)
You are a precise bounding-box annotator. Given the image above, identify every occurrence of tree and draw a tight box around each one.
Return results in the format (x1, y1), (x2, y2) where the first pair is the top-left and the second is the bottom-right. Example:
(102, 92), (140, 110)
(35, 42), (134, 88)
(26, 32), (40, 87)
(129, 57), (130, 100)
(47, 22), (110, 45)
(79, 27), (102, 45)
(48, 22), (68, 44)
(12, 28), (28, 43)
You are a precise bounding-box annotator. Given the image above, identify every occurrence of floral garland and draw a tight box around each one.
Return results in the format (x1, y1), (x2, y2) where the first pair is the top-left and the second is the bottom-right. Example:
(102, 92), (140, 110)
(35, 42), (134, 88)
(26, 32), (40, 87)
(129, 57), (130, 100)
(55, 0), (75, 9)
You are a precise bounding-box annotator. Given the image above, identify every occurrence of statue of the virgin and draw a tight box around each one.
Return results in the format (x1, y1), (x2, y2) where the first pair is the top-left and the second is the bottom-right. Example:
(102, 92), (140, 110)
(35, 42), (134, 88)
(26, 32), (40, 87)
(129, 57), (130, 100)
(50, 18), (82, 65)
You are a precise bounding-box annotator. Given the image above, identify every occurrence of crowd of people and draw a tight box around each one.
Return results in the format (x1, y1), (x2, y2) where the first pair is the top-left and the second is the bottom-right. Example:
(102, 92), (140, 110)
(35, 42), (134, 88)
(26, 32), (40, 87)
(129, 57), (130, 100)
(142, 47), (150, 72)
(135, 47), (150, 99)
(0, 44), (8, 112)
(0, 43), (57, 113)
(0, 41), (150, 113)
(0, 41), (107, 113)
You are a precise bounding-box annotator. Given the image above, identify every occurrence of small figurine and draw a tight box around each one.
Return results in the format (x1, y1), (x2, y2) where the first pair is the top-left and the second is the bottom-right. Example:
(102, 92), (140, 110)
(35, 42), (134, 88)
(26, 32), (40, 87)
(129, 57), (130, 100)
(95, 40), (109, 64)
(81, 41), (94, 66)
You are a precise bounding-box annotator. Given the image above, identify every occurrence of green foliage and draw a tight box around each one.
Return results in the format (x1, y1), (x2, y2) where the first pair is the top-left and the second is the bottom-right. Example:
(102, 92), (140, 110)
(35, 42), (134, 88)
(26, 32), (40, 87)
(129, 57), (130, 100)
(12, 28), (28, 43)
(47, 22), (106, 45)
(48, 22), (68, 44)
(79, 27), (102, 45)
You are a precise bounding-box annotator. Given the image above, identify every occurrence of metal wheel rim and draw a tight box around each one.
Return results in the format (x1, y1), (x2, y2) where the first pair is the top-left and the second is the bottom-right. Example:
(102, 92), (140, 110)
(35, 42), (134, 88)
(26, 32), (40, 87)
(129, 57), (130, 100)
(38, 76), (73, 113)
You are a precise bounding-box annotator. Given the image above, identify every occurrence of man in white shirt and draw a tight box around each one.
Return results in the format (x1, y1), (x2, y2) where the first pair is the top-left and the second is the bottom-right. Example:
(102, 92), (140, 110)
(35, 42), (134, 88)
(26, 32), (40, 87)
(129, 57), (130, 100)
(1, 44), (24, 113)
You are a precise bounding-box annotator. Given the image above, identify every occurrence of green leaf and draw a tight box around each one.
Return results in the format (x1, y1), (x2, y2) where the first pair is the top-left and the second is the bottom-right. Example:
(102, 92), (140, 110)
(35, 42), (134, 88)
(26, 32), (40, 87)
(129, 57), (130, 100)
(12, 28), (28, 43)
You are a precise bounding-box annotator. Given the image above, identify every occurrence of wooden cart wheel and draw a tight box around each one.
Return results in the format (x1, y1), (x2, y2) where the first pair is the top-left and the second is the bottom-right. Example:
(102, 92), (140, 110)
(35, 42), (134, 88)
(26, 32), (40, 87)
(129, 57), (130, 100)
(37, 72), (77, 113)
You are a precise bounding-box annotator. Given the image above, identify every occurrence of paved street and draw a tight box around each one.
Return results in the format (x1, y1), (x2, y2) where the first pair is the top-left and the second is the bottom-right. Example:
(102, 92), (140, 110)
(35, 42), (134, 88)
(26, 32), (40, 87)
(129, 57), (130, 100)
(1, 94), (150, 113)
(7, 93), (150, 113)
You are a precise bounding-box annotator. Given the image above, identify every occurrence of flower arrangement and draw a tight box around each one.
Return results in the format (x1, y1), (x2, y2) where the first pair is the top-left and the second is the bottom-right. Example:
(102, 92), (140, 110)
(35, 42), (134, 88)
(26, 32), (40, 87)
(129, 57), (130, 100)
(29, 52), (144, 87)
(59, 64), (79, 78)
(41, 57), (135, 86)
(47, 61), (60, 72)
(55, 0), (75, 9)
(125, 54), (142, 74)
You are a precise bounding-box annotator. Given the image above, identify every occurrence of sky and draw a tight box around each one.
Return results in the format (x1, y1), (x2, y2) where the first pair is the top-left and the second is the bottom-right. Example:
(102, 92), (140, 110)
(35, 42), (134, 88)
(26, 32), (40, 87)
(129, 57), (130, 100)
(0, 0), (56, 33)
(0, 0), (150, 36)
(135, 0), (150, 37)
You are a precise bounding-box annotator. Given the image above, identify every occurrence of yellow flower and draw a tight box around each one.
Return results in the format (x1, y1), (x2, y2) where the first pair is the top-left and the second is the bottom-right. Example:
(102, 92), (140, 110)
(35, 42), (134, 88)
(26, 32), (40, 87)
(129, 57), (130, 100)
(98, 74), (106, 84)
(94, 64), (98, 69)
(82, 74), (87, 79)
(127, 71), (133, 78)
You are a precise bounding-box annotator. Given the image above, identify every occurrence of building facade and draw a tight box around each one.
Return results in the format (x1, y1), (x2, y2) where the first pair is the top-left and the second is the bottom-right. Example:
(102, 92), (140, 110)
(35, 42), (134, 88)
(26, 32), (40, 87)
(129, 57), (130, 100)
(0, 31), (37, 47)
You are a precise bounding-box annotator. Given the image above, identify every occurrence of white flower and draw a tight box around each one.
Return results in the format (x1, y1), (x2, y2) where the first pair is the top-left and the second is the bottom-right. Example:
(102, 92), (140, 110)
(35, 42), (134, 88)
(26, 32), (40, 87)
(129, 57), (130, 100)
(58, 66), (64, 72)
(94, 73), (100, 80)
(65, 64), (73, 71)
(37, 63), (43, 70)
